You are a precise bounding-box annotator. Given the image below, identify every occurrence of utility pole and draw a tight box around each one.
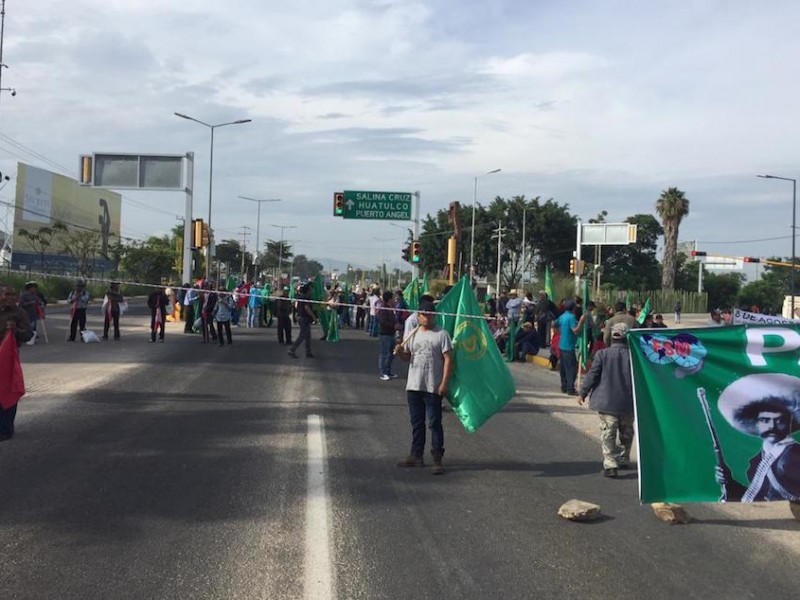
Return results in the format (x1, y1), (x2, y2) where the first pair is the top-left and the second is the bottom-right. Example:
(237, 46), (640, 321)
(493, 222), (507, 293)
(239, 226), (251, 280)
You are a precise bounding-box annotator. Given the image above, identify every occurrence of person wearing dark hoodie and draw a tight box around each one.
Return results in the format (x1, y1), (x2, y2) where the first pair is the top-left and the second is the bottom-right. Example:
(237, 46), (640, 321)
(103, 281), (125, 340)
(147, 286), (169, 343)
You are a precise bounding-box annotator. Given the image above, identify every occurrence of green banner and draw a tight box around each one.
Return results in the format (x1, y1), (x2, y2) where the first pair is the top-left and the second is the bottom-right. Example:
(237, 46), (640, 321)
(629, 324), (800, 503)
(437, 276), (517, 433)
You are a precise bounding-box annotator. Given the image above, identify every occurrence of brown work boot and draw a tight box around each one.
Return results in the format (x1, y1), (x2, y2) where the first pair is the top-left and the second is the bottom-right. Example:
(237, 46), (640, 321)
(432, 457), (444, 475)
(397, 456), (424, 468)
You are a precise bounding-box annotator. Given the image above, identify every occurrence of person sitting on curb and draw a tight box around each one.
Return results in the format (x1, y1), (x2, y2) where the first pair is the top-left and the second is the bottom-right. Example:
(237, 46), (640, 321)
(514, 321), (540, 362)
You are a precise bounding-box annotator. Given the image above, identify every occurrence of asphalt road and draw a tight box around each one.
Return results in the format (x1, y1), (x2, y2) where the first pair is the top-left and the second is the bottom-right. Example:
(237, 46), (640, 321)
(1, 302), (798, 599)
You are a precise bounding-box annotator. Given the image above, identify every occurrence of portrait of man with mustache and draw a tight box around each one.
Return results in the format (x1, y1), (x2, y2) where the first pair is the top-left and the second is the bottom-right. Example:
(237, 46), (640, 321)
(714, 374), (800, 502)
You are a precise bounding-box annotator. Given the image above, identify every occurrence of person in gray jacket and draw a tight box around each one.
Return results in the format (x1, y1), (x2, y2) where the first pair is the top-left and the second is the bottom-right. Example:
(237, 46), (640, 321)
(578, 321), (635, 477)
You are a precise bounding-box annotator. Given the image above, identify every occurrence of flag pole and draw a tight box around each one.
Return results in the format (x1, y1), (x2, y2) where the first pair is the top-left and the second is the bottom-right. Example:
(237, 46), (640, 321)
(38, 319), (49, 345)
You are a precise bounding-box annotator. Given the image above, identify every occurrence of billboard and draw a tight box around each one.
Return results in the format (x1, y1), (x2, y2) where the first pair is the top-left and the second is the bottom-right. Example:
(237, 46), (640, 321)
(13, 163), (122, 259)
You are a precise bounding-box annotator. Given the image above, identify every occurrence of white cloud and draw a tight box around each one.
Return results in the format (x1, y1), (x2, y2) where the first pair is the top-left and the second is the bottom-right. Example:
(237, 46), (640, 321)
(2, 0), (800, 272)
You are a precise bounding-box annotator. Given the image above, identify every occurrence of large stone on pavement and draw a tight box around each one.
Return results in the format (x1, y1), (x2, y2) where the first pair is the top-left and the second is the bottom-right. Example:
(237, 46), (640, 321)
(790, 501), (800, 521)
(558, 499), (602, 521)
(651, 502), (691, 524)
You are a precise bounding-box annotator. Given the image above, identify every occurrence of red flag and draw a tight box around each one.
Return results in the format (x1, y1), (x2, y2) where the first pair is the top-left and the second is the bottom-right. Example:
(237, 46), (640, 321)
(0, 332), (25, 409)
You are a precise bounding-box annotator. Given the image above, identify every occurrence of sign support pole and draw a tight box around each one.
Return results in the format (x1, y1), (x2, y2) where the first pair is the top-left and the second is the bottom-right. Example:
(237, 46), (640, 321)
(575, 218), (583, 294)
(182, 152), (194, 285)
(413, 191), (420, 279)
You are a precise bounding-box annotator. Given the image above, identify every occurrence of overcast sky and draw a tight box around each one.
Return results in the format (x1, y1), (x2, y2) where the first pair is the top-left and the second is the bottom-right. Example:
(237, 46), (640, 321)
(2, 0), (800, 273)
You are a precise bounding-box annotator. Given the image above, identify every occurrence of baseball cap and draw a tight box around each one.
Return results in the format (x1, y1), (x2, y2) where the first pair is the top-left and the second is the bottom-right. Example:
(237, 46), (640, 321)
(611, 322), (629, 338)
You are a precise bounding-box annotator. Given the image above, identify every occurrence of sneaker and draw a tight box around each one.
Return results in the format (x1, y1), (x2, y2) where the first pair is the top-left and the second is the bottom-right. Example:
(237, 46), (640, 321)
(287, 350), (298, 358)
(432, 457), (445, 475)
(380, 374), (391, 381)
(389, 373), (399, 379)
(397, 456), (424, 468)
(602, 468), (618, 478)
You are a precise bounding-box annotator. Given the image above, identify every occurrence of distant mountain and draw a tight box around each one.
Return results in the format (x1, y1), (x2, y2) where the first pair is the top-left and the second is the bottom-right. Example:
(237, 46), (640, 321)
(312, 257), (373, 273)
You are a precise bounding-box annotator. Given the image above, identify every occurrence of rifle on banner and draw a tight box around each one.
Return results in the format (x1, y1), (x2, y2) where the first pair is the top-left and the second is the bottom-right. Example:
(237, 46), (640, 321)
(697, 387), (728, 502)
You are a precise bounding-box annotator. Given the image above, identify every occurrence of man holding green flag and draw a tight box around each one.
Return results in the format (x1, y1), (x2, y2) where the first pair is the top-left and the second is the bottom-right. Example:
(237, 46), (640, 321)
(637, 297), (652, 326)
(544, 265), (555, 304)
(436, 276), (517, 432)
(394, 299), (453, 474)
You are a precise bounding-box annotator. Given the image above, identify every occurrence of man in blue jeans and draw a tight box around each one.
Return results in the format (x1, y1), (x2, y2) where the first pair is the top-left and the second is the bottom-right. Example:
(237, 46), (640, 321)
(394, 300), (453, 475)
(555, 299), (588, 395)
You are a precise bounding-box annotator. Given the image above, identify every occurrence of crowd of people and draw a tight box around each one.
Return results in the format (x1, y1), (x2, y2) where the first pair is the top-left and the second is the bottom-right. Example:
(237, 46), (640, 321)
(0, 275), (759, 480)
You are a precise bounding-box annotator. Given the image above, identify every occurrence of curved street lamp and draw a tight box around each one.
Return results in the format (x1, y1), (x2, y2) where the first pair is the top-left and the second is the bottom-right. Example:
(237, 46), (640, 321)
(174, 112), (252, 281)
(757, 174), (797, 316)
(470, 168), (502, 283)
(239, 196), (281, 267)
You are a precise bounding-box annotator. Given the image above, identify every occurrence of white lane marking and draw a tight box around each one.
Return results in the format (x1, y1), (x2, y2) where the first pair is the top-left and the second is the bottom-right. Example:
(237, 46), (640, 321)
(305, 414), (334, 600)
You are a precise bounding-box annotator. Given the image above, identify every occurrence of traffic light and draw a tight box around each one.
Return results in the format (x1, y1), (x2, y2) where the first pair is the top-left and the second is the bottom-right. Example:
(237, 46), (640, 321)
(743, 257), (760, 263)
(201, 222), (210, 247)
(402, 244), (411, 263)
(192, 219), (203, 248)
(569, 258), (577, 274)
(411, 240), (421, 263)
(333, 192), (344, 216)
(691, 251), (707, 257)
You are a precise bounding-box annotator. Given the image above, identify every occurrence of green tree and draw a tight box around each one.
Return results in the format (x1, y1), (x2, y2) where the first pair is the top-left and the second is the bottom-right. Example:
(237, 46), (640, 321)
(703, 271), (744, 310)
(599, 214), (663, 290)
(118, 235), (175, 283)
(261, 239), (294, 272)
(656, 187), (690, 290)
(17, 221), (67, 271)
(759, 257), (796, 295)
(60, 229), (105, 278)
(737, 279), (784, 313)
(291, 254), (324, 280)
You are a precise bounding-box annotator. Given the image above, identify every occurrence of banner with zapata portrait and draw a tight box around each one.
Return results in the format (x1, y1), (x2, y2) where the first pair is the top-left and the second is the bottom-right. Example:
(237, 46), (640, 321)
(629, 325), (800, 504)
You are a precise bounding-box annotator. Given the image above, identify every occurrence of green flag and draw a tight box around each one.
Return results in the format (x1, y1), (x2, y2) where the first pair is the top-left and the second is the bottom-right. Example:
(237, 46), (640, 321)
(403, 277), (420, 311)
(625, 290), (632, 311)
(421, 272), (429, 295)
(505, 318), (519, 362)
(578, 279), (590, 370)
(637, 297), (652, 325)
(311, 274), (330, 334)
(288, 283), (295, 300)
(437, 276), (517, 433)
(544, 266), (555, 302)
(629, 324), (800, 503)
(226, 275), (237, 292)
(326, 307), (340, 342)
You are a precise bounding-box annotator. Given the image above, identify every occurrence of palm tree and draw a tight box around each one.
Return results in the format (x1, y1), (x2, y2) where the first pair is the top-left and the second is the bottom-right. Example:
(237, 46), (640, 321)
(656, 187), (690, 290)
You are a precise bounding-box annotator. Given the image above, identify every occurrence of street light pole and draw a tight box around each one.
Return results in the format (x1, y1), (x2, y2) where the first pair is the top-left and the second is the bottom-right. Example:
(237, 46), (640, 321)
(758, 174), (797, 316)
(239, 196), (281, 272)
(521, 204), (534, 291)
(470, 168), (501, 284)
(174, 112), (252, 282)
(269, 223), (297, 284)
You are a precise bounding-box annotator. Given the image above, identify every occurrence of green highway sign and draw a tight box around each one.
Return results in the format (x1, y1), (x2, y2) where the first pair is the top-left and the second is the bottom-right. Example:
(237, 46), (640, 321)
(342, 190), (412, 220)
